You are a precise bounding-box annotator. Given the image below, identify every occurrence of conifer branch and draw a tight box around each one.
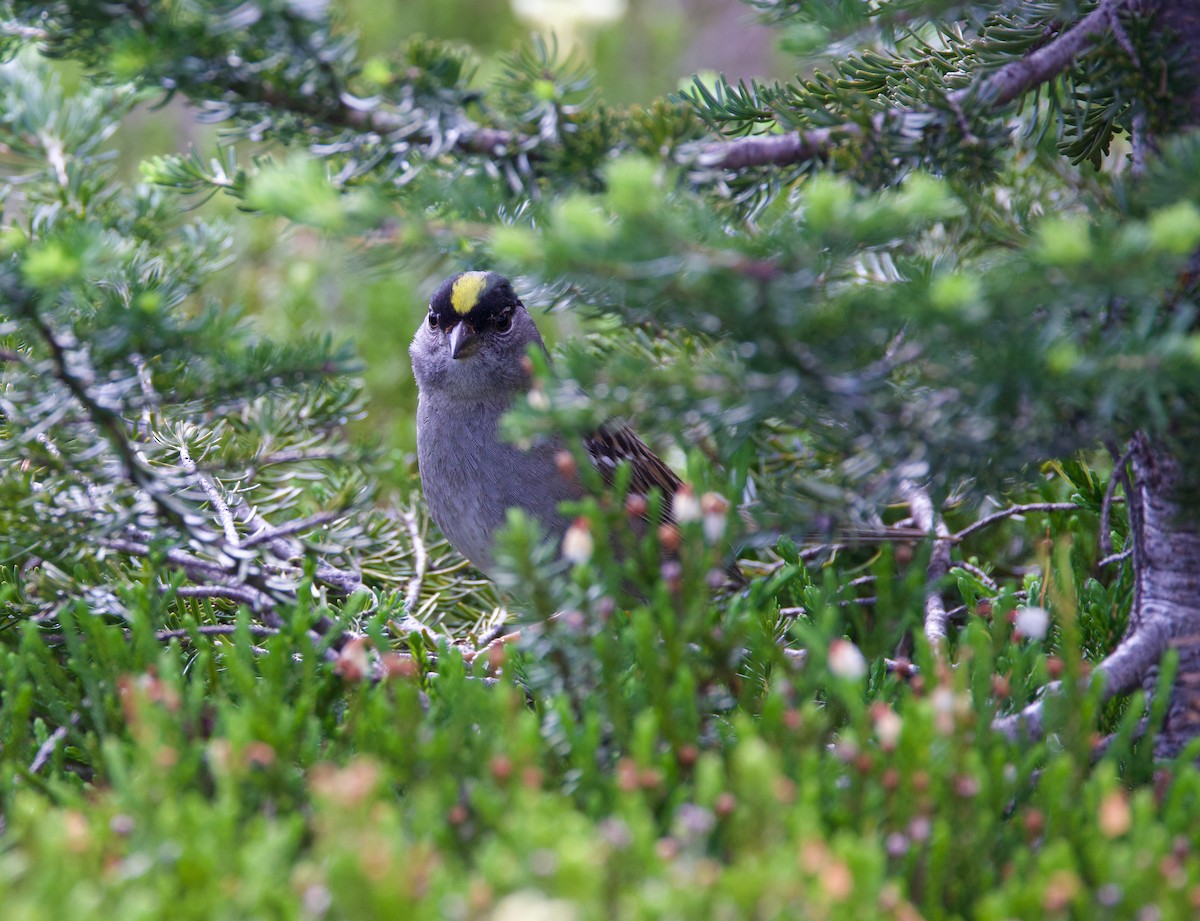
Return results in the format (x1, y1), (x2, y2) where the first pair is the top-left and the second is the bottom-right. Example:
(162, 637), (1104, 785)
(698, 126), (850, 169)
(965, 0), (1132, 110)
(696, 0), (1134, 170)
(177, 439), (239, 544)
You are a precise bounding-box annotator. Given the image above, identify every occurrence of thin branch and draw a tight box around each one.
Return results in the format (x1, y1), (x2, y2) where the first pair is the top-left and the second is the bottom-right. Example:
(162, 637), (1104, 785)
(155, 623), (279, 641)
(694, 0), (1133, 170)
(951, 559), (998, 592)
(402, 508), (428, 613)
(1101, 440), (1135, 557)
(964, 0), (1131, 109)
(993, 617), (1169, 741)
(173, 584), (274, 607)
(1098, 547), (1133, 568)
(901, 482), (952, 645)
(952, 502), (1083, 544)
(255, 448), (346, 468)
(800, 542), (848, 562)
(131, 354), (159, 441)
(698, 125), (851, 170)
(177, 439), (239, 544)
(224, 478), (369, 601)
(102, 537), (275, 613)
(29, 723), (70, 774)
(24, 309), (157, 502)
(241, 509), (343, 548)
(460, 630), (521, 664)
(218, 71), (524, 162)
(1125, 432), (1148, 621)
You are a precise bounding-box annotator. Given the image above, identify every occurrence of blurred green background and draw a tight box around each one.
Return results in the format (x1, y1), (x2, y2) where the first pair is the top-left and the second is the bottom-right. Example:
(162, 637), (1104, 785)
(106, 0), (784, 480)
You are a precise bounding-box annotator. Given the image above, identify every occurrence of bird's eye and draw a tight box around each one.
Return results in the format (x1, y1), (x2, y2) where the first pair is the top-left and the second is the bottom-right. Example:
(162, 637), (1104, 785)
(494, 313), (513, 333)
(428, 313), (439, 329)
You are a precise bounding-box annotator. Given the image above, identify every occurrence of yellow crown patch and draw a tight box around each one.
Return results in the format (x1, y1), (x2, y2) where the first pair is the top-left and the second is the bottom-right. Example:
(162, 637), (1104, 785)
(450, 271), (490, 315)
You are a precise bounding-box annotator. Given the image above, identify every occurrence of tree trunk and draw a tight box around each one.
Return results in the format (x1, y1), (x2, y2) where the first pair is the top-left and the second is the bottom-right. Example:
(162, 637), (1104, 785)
(1127, 433), (1200, 757)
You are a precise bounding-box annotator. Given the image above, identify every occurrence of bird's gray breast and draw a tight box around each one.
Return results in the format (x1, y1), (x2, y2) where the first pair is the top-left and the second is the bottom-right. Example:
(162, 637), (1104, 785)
(416, 393), (580, 575)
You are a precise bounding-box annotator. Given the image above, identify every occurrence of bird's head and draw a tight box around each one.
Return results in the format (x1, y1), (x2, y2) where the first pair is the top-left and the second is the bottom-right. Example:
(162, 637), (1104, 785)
(410, 271), (545, 396)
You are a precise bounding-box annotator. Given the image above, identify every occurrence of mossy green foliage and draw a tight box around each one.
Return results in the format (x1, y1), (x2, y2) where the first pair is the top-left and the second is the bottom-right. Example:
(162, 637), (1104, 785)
(4, 1), (1200, 917)
(2, 525), (1199, 919)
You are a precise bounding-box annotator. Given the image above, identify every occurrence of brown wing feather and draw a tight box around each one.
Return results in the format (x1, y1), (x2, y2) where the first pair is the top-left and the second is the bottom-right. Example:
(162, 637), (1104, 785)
(583, 422), (746, 589)
(584, 422), (682, 517)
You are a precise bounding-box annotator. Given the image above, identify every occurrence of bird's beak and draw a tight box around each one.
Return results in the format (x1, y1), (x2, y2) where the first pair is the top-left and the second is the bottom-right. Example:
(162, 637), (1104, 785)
(448, 322), (480, 360)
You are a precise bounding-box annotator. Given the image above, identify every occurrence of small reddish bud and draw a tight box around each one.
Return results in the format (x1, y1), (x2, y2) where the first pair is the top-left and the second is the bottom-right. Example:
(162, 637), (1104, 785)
(244, 741), (276, 768)
(555, 449), (577, 478)
(625, 494), (648, 519)
(658, 523), (681, 553)
(617, 758), (639, 793)
(382, 653), (417, 680)
(677, 744), (699, 768)
(1046, 656), (1065, 679)
(656, 837), (679, 861)
(334, 637), (371, 682)
(489, 754), (513, 783)
(714, 792), (736, 818)
(486, 643), (507, 673)
(1023, 808), (1045, 838)
(1155, 768), (1173, 806)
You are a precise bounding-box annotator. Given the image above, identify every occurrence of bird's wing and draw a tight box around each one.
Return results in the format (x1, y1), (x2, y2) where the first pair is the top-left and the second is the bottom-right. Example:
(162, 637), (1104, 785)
(583, 421), (682, 519)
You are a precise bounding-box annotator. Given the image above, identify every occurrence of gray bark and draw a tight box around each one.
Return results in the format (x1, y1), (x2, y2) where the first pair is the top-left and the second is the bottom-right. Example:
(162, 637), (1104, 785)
(1129, 434), (1200, 757)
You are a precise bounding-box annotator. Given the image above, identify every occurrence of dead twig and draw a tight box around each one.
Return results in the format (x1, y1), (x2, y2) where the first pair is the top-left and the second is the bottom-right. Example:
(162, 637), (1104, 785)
(1098, 547), (1133, 568)
(402, 507), (429, 613)
(1101, 440), (1136, 557)
(241, 509), (343, 548)
(950, 559), (998, 592)
(901, 482), (952, 645)
(177, 438), (239, 544)
(951, 502), (1083, 544)
(29, 722), (72, 774)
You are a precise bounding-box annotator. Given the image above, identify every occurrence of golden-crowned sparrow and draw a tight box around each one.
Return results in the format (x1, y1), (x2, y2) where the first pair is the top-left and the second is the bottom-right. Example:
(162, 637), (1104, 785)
(410, 270), (738, 582)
